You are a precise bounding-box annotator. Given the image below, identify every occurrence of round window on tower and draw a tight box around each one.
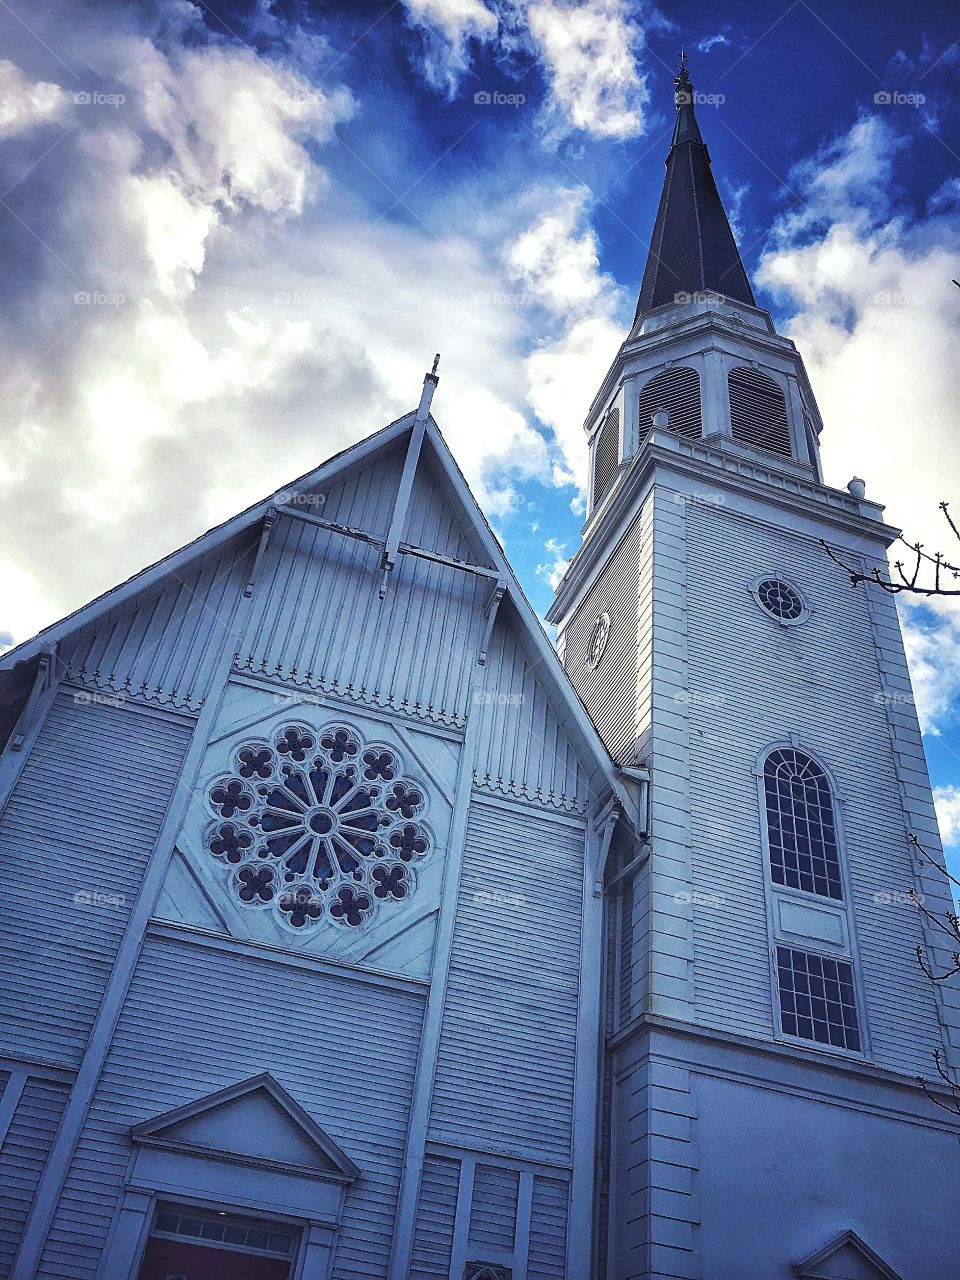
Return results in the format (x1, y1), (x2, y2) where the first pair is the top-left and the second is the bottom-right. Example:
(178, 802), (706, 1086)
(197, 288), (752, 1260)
(588, 612), (611, 668)
(750, 576), (809, 625)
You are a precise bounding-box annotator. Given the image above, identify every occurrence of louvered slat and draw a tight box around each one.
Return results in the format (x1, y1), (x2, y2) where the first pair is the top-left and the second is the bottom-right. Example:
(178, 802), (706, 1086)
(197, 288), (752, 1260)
(638, 367), (701, 442)
(728, 366), (791, 457)
(592, 408), (620, 506)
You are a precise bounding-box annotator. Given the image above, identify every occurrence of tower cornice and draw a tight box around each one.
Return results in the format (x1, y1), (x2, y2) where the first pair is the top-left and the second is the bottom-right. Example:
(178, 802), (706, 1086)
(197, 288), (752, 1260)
(548, 430), (896, 625)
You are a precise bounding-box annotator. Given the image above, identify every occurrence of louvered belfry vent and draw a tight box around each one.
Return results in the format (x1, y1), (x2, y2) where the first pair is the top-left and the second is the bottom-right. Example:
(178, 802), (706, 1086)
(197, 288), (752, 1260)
(592, 407), (620, 506)
(638, 367), (701, 443)
(728, 367), (792, 458)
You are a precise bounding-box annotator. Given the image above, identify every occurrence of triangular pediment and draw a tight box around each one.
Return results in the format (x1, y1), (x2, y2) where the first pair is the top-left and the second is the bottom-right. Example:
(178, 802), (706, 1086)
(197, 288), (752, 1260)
(131, 1073), (359, 1182)
(795, 1230), (903, 1280)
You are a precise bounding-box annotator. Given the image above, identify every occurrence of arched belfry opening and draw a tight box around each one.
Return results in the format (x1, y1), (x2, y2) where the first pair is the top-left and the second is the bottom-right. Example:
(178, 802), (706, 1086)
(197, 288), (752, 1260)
(638, 366), (701, 444)
(728, 366), (791, 458)
(592, 407), (620, 506)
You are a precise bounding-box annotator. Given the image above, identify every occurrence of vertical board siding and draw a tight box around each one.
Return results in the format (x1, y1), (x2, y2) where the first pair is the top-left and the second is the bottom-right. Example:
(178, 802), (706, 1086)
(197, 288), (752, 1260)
(59, 538), (251, 712)
(0, 1077), (70, 1278)
(474, 620), (589, 812)
(560, 512), (643, 766)
(37, 933), (425, 1280)
(527, 1175), (570, 1279)
(236, 512), (488, 726)
(684, 502), (943, 1069)
(0, 694), (191, 1067)
(309, 443), (406, 539)
(469, 1164), (519, 1249)
(403, 450), (496, 569)
(430, 800), (584, 1162)
(409, 1153), (461, 1280)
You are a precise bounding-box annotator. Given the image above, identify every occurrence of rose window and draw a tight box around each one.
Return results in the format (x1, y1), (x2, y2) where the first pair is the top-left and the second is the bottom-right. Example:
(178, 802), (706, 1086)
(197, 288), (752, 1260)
(206, 722), (431, 930)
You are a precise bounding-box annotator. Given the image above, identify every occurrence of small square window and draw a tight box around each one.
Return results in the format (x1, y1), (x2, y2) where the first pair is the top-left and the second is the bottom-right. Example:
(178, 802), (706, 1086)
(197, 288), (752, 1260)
(776, 946), (860, 1052)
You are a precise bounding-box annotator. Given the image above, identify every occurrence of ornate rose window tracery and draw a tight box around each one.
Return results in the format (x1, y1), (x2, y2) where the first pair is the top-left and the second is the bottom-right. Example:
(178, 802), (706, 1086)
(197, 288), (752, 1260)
(206, 722), (431, 930)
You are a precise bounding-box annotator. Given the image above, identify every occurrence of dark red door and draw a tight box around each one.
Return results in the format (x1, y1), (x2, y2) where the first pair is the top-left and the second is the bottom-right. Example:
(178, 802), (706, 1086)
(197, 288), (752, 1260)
(138, 1236), (292, 1280)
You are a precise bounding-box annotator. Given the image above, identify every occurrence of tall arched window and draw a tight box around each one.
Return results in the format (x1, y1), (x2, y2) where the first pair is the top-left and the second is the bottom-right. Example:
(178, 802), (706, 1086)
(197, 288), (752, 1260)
(763, 749), (842, 900)
(638, 366), (701, 444)
(729, 367), (791, 457)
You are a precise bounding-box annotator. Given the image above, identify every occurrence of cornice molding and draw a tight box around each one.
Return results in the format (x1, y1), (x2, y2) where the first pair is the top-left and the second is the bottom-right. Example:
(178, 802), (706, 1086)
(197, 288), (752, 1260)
(548, 432), (898, 625)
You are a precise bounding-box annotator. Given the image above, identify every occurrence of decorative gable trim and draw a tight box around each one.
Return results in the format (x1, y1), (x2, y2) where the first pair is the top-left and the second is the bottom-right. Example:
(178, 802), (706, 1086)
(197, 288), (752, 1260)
(131, 1072), (360, 1183)
(794, 1229), (903, 1280)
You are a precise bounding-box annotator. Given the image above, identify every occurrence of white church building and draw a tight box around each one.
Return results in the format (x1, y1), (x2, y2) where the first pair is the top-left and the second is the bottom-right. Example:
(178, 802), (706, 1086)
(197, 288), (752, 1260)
(1, 60), (958, 1280)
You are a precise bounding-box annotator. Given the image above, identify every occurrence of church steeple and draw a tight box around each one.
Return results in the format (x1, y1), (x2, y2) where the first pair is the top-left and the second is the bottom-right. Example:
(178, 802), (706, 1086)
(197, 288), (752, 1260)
(635, 56), (755, 319)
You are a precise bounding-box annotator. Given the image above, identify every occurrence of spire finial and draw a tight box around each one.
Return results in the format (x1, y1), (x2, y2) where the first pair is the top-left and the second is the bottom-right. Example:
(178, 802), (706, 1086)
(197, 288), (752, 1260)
(674, 50), (693, 108)
(670, 51), (702, 148)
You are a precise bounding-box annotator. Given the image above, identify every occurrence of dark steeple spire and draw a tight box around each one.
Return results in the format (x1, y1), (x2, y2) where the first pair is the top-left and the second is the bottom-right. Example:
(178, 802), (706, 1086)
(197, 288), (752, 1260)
(635, 56), (755, 320)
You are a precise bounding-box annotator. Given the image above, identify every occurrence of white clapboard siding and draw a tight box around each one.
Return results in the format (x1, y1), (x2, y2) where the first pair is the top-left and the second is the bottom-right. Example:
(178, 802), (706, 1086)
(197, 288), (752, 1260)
(560, 511), (643, 767)
(236, 511), (489, 727)
(36, 932), (425, 1280)
(473, 616), (590, 812)
(527, 1175), (570, 1279)
(0, 1076), (70, 1278)
(469, 1164), (520, 1249)
(685, 502), (943, 1069)
(430, 800), (584, 1162)
(58, 536), (251, 712)
(0, 694), (191, 1067)
(409, 1153), (461, 1280)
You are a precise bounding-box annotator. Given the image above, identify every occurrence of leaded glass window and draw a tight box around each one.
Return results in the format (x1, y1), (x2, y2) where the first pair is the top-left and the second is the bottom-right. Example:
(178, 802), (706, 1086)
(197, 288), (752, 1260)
(776, 946), (860, 1051)
(756, 577), (804, 621)
(763, 749), (842, 900)
(206, 722), (431, 930)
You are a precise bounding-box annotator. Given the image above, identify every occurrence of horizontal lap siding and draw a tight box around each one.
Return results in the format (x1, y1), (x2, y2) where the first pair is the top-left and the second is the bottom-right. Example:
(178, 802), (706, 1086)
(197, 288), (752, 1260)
(37, 934), (425, 1280)
(0, 1077), (70, 1279)
(431, 800), (585, 1163)
(409, 1153), (461, 1280)
(469, 1164), (519, 1249)
(685, 504), (942, 1068)
(560, 513), (643, 766)
(528, 1175), (570, 1279)
(0, 695), (190, 1066)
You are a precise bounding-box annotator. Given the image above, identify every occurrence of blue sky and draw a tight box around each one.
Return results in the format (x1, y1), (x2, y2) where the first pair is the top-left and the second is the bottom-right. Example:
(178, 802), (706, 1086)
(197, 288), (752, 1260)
(0, 0), (959, 864)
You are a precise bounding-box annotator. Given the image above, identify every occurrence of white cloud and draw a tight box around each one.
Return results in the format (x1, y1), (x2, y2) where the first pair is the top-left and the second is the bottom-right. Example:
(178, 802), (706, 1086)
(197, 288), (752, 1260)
(0, 59), (66, 137)
(901, 603), (960, 736)
(934, 785), (960, 847)
(505, 185), (627, 491)
(400, 0), (649, 138)
(401, 0), (498, 96)
(756, 112), (960, 734)
(536, 536), (570, 588)
(527, 0), (649, 139)
(696, 32), (729, 54)
(505, 186), (606, 312)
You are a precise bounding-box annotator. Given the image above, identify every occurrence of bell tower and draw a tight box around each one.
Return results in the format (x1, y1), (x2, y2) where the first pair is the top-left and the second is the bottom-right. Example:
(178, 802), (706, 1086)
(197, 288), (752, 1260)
(548, 57), (960, 1280)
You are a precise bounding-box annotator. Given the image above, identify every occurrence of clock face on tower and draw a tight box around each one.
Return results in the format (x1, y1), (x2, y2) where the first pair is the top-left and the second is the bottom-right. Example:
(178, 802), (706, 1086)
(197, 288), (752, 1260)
(588, 612), (610, 669)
